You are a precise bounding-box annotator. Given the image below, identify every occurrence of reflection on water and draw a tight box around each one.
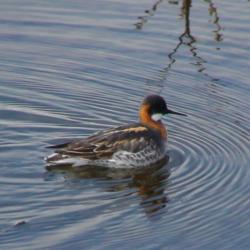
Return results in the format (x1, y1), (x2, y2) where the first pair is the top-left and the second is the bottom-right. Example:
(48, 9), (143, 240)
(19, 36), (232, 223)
(134, 0), (164, 30)
(46, 157), (170, 217)
(135, 0), (223, 44)
(173, 0), (222, 83)
(206, 0), (223, 42)
(136, 0), (222, 95)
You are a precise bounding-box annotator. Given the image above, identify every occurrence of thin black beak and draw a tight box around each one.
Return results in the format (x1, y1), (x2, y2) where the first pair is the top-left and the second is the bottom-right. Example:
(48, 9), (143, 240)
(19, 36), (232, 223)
(166, 109), (187, 116)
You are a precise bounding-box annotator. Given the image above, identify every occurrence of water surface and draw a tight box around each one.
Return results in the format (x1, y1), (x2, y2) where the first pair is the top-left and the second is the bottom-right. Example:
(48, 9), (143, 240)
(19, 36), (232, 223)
(0, 0), (250, 249)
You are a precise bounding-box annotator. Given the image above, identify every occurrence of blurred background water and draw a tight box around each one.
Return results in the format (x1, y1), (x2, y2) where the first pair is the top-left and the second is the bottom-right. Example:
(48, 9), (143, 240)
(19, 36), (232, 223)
(0, 0), (249, 249)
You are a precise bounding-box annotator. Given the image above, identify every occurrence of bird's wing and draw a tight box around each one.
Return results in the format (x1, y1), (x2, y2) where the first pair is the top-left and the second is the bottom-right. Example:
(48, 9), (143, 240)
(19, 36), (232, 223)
(52, 124), (160, 160)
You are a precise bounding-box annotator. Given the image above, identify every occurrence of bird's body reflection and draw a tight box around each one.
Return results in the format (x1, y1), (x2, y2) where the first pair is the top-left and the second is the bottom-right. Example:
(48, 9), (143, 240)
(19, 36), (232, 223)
(46, 156), (170, 217)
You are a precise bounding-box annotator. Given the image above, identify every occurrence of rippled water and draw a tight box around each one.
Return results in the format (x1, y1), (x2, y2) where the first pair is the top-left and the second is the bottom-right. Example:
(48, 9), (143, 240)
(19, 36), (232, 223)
(1, 0), (250, 249)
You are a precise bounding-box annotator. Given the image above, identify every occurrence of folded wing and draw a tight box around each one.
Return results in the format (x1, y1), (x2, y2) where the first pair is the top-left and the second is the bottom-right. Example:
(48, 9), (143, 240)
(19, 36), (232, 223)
(49, 123), (161, 160)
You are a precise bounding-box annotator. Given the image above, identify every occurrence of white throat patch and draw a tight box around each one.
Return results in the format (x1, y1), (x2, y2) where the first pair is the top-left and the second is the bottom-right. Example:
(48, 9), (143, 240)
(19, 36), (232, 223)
(151, 113), (163, 122)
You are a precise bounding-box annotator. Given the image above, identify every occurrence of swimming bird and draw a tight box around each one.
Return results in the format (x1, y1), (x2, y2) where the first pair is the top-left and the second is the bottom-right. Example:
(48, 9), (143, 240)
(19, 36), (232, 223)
(46, 95), (186, 168)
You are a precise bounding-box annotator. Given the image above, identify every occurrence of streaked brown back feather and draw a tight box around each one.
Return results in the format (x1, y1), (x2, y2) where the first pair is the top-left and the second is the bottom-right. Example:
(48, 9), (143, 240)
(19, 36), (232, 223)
(52, 123), (164, 160)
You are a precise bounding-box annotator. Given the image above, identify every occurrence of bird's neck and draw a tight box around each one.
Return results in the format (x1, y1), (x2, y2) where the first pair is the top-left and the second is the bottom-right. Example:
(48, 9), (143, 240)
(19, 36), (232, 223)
(139, 105), (167, 139)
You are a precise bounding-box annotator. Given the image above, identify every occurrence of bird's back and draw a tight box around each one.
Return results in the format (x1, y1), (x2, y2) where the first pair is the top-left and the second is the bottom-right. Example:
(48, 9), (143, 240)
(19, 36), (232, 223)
(46, 123), (167, 168)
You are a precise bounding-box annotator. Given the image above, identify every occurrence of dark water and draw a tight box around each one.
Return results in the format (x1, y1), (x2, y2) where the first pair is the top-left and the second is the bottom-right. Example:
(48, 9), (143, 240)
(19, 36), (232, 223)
(0, 0), (250, 249)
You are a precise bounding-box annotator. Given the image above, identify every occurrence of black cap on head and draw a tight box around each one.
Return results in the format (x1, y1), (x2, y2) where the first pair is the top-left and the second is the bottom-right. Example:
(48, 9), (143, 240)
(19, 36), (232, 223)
(143, 95), (187, 116)
(143, 95), (168, 115)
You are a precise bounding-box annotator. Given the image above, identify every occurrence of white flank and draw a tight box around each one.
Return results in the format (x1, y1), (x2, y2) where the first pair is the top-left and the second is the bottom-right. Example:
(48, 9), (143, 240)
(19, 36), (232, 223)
(44, 153), (58, 161)
(53, 157), (89, 167)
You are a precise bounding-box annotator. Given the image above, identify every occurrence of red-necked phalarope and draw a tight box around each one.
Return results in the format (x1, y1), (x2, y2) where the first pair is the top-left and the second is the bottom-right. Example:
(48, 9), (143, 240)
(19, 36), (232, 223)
(46, 95), (186, 168)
